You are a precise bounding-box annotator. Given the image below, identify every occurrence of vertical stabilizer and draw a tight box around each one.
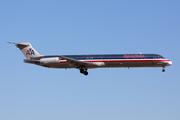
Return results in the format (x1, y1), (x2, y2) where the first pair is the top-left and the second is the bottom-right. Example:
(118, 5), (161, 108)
(8, 42), (43, 59)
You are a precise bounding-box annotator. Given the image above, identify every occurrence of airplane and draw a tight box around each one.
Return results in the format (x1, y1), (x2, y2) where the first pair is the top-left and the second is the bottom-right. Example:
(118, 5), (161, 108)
(8, 42), (172, 76)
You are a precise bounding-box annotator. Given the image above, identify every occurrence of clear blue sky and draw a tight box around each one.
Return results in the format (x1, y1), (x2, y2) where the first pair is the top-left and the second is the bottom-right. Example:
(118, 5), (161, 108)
(0, 0), (180, 120)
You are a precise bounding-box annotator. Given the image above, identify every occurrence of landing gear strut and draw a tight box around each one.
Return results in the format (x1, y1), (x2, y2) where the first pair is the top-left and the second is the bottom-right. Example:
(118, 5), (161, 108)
(79, 69), (88, 76)
(162, 67), (165, 72)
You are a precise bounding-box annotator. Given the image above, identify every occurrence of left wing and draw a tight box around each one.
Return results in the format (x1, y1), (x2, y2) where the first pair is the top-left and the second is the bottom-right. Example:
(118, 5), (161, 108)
(57, 55), (99, 68)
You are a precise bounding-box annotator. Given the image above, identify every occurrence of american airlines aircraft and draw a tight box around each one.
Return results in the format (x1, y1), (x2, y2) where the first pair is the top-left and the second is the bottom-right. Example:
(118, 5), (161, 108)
(9, 42), (172, 76)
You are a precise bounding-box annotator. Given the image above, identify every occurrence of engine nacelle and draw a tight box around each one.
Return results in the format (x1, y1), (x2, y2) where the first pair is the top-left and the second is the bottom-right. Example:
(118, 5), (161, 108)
(40, 57), (60, 64)
(93, 62), (105, 66)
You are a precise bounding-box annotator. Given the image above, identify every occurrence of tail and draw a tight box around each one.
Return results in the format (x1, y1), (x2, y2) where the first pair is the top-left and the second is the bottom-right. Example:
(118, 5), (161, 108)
(8, 42), (43, 59)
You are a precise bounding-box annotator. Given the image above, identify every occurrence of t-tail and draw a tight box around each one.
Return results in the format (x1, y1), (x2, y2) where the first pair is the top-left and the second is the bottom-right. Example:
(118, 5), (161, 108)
(8, 42), (43, 59)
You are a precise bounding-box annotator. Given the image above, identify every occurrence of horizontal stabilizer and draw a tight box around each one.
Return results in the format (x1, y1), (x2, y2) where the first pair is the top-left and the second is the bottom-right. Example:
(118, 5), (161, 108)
(7, 42), (29, 46)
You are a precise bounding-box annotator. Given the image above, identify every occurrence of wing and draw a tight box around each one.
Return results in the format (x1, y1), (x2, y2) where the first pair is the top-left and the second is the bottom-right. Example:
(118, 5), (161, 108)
(57, 55), (99, 68)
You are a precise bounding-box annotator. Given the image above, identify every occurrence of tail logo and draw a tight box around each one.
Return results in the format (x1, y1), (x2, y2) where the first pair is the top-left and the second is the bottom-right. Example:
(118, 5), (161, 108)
(26, 48), (35, 55)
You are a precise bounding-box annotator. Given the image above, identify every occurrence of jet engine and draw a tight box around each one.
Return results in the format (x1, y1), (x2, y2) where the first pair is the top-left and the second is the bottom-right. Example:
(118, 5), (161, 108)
(40, 57), (60, 64)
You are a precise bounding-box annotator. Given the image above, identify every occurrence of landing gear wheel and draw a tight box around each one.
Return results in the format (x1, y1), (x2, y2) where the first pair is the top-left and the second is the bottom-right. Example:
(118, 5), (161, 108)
(80, 69), (84, 73)
(162, 69), (165, 72)
(79, 68), (88, 76)
(84, 71), (88, 76)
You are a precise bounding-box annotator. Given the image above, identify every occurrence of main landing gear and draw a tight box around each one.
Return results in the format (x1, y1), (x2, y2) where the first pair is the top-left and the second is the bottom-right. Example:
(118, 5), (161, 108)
(80, 69), (88, 76)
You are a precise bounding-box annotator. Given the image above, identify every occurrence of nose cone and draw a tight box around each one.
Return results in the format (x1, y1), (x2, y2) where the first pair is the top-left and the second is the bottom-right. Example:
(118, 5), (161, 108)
(168, 61), (172, 66)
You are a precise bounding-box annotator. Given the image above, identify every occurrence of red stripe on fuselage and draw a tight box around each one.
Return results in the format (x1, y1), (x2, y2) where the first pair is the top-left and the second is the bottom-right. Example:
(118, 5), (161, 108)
(59, 59), (171, 63)
(60, 61), (67, 63)
(84, 59), (171, 63)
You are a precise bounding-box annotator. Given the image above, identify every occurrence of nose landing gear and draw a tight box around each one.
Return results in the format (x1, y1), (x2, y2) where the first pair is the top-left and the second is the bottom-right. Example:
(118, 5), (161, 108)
(162, 67), (165, 72)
